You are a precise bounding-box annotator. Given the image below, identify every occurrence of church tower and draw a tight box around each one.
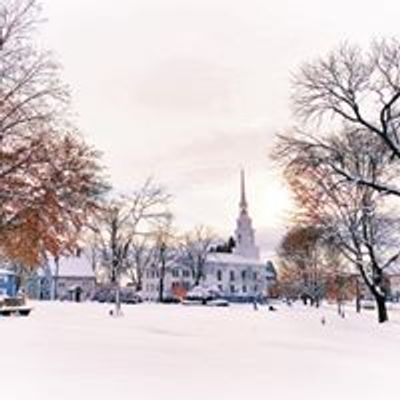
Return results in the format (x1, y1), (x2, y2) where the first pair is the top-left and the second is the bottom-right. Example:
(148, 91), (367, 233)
(233, 170), (260, 260)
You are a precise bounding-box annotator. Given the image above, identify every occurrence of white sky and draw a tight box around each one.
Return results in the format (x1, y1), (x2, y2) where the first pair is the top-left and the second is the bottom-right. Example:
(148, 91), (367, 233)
(39, 0), (400, 256)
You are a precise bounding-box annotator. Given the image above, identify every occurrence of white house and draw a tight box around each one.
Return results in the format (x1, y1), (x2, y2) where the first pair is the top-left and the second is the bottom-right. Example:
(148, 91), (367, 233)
(37, 250), (97, 302)
(141, 170), (276, 301)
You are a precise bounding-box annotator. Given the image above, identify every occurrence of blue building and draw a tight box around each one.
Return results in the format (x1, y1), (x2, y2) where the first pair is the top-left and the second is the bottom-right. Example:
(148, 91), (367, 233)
(0, 269), (18, 297)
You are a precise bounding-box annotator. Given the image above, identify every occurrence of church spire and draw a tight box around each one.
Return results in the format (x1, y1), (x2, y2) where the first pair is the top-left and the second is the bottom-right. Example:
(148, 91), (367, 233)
(240, 169), (248, 212)
(234, 169), (260, 260)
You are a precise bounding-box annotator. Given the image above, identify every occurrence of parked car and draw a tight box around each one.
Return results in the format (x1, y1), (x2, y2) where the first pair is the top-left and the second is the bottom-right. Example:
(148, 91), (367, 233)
(0, 295), (32, 317)
(361, 299), (376, 310)
(182, 285), (229, 307)
(92, 287), (142, 304)
(207, 298), (229, 307)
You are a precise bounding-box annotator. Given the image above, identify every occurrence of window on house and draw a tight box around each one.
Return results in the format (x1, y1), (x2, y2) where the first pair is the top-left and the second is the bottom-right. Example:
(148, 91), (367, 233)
(218, 284), (223, 292)
(242, 285), (247, 293)
(230, 271), (235, 281)
(172, 268), (179, 278)
(253, 272), (258, 280)
(183, 269), (190, 278)
(254, 285), (258, 292)
(241, 270), (246, 280)
(217, 270), (222, 281)
(171, 282), (180, 289)
(230, 285), (235, 293)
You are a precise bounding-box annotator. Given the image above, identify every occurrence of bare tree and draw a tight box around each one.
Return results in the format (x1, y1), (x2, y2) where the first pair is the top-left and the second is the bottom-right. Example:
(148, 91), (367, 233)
(275, 128), (400, 322)
(292, 38), (400, 195)
(179, 226), (216, 287)
(91, 180), (171, 315)
(151, 218), (176, 302)
(126, 236), (155, 291)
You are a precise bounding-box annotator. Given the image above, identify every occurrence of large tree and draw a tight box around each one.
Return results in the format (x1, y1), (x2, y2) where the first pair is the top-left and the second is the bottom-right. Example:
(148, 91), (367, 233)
(0, 1), (106, 267)
(292, 38), (400, 196)
(275, 129), (400, 322)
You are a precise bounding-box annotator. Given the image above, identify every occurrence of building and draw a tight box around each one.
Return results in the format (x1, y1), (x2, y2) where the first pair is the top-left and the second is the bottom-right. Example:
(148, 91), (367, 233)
(30, 251), (97, 302)
(141, 170), (276, 301)
(0, 269), (18, 297)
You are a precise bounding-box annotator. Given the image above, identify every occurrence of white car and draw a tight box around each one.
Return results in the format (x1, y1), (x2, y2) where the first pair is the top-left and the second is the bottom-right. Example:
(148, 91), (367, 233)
(206, 299), (229, 307)
(361, 299), (376, 310)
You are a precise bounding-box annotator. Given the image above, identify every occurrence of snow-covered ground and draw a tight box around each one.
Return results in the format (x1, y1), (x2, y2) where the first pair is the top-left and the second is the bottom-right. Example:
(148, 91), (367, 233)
(1, 302), (399, 400)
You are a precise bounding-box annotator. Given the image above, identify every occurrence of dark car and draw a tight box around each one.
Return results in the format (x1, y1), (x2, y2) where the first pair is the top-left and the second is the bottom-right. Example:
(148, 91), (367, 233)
(92, 287), (142, 304)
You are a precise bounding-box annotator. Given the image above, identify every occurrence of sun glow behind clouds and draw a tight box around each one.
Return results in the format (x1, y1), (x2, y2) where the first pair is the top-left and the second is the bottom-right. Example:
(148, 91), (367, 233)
(251, 172), (294, 230)
(38, 0), (400, 254)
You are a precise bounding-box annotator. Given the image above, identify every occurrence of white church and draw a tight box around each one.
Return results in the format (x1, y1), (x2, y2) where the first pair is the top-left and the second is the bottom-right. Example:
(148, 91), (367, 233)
(141, 171), (276, 302)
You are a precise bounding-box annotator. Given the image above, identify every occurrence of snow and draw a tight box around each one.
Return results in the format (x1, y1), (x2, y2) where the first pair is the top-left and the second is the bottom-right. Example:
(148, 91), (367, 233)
(208, 252), (264, 266)
(0, 268), (14, 275)
(39, 253), (95, 278)
(1, 302), (400, 400)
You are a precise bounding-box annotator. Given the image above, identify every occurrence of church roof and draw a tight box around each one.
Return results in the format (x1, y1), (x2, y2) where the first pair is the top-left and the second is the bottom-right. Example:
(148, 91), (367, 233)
(207, 252), (265, 266)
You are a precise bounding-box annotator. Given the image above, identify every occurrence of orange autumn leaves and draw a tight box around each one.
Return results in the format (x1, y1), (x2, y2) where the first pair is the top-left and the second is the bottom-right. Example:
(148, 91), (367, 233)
(0, 131), (106, 267)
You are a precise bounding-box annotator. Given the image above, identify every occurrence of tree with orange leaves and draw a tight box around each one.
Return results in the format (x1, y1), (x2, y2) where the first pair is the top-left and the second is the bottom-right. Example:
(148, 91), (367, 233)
(0, 1), (106, 268)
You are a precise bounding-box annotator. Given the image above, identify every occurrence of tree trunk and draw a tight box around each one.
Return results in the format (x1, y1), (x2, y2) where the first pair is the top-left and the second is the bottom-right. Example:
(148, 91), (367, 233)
(337, 300), (342, 316)
(52, 256), (60, 300)
(355, 279), (361, 313)
(158, 246), (166, 303)
(375, 294), (388, 323)
(158, 271), (164, 303)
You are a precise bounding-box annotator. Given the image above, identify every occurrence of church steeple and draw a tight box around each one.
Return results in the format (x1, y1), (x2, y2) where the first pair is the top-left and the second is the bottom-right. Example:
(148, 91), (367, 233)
(239, 169), (248, 213)
(233, 169), (260, 260)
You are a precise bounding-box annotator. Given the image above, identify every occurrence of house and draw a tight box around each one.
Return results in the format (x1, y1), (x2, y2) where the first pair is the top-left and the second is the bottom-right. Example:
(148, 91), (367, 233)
(141, 170), (277, 302)
(0, 269), (18, 297)
(383, 264), (400, 301)
(34, 251), (97, 302)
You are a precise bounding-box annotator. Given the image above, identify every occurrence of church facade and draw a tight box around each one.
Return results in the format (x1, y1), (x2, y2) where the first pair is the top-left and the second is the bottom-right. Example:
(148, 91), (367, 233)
(141, 170), (276, 302)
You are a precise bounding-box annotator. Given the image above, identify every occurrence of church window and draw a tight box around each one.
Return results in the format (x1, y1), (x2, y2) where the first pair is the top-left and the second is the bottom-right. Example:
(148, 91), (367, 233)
(171, 282), (180, 289)
(230, 271), (235, 281)
(217, 270), (223, 281)
(172, 268), (179, 278)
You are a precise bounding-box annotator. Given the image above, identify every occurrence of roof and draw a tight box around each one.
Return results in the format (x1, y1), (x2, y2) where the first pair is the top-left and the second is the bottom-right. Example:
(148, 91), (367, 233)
(207, 252), (266, 267)
(0, 268), (15, 276)
(385, 264), (400, 276)
(39, 253), (95, 278)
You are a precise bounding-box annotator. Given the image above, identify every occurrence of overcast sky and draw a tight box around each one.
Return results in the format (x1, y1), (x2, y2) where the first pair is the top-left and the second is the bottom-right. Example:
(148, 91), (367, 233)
(39, 0), (400, 257)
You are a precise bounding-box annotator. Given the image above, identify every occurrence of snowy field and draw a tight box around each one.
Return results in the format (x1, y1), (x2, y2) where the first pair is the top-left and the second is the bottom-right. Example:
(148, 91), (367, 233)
(1, 302), (399, 400)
